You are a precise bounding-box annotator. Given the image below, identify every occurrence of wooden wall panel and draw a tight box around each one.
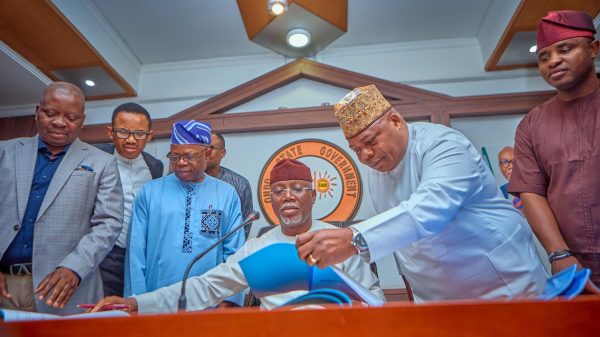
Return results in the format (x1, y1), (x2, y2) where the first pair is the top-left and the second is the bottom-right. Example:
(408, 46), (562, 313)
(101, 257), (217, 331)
(0, 115), (37, 141)
(1, 59), (555, 143)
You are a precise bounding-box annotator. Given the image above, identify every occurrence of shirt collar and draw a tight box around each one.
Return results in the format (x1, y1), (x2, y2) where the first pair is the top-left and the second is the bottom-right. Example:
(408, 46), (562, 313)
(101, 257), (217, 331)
(113, 148), (144, 165)
(38, 138), (69, 157)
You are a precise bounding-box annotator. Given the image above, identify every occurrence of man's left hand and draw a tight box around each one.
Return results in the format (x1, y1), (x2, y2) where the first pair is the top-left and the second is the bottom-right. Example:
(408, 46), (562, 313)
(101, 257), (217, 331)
(35, 267), (80, 308)
(295, 228), (356, 268)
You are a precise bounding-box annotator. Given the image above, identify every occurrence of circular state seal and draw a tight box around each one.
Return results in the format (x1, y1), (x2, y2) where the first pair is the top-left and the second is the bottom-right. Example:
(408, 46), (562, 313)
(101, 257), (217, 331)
(258, 139), (362, 225)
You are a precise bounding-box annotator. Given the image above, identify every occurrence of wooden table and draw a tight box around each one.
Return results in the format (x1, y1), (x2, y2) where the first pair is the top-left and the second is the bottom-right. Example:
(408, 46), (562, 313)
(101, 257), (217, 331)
(2, 296), (598, 337)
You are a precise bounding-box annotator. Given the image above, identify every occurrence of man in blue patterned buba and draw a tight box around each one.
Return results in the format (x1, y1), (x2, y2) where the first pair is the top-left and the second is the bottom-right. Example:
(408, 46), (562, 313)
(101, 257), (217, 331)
(124, 120), (245, 307)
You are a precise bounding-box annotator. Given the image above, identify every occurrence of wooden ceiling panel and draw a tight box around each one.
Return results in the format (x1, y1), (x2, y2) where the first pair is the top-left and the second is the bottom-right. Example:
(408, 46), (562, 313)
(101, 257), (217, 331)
(0, 0), (136, 100)
(486, 0), (600, 71)
(0, 0), (98, 70)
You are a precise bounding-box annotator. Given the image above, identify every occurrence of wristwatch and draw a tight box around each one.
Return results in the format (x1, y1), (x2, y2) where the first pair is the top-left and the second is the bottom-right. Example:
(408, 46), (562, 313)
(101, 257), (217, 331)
(548, 249), (574, 263)
(349, 226), (370, 261)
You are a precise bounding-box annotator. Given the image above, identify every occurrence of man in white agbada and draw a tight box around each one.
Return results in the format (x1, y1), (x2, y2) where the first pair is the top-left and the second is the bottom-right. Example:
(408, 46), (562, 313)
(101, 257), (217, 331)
(296, 84), (547, 302)
(91, 159), (383, 313)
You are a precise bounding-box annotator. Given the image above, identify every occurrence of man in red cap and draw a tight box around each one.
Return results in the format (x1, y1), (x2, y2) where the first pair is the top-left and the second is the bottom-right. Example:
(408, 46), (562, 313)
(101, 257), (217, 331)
(509, 10), (600, 291)
(89, 159), (383, 313)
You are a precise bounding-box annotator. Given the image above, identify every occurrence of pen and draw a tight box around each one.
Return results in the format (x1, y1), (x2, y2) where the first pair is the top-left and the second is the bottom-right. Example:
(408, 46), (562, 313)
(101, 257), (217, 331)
(78, 303), (130, 310)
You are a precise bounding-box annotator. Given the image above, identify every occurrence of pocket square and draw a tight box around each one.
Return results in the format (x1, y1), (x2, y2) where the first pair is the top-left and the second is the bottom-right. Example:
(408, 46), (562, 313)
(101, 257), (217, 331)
(75, 164), (94, 172)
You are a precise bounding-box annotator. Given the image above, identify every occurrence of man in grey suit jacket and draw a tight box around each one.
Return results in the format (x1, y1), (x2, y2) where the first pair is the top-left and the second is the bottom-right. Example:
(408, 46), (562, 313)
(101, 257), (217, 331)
(0, 82), (123, 315)
(96, 102), (164, 297)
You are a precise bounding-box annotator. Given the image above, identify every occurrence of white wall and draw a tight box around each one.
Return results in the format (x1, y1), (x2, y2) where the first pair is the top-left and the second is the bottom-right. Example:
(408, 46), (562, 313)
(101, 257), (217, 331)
(81, 38), (555, 290)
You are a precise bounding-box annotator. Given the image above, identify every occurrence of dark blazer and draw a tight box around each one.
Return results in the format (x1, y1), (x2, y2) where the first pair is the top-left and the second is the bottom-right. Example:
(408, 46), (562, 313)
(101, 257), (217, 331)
(95, 143), (164, 179)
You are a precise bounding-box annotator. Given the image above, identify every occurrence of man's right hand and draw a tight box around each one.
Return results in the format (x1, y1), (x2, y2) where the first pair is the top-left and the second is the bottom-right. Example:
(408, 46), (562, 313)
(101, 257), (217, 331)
(551, 256), (600, 294)
(88, 296), (138, 313)
(0, 273), (12, 299)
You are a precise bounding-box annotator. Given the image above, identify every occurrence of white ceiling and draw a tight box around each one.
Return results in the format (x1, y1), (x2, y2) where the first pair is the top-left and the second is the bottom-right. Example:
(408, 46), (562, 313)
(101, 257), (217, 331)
(2, 0), (597, 114)
(90, 0), (495, 64)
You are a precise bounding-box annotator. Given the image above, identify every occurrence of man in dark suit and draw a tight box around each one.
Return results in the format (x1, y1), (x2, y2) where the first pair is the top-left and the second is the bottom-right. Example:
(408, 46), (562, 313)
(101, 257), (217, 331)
(0, 82), (123, 314)
(205, 132), (253, 239)
(96, 102), (163, 297)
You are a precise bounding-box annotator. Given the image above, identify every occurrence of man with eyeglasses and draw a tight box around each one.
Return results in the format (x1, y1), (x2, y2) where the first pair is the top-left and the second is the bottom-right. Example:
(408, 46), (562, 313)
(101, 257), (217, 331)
(96, 103), (164, 297)
(296, 84), (546, 302)
(509, 11), (600, 291)
(206, 132), (254, 240)
(497, 146), (521, 210)
(124, 120), (245, 308)
(0, 82), (123, 314)
(89, 158), (383, 313)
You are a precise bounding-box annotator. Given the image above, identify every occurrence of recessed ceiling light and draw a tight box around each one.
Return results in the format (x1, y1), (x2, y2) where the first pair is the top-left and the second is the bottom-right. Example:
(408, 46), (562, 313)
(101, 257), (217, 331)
(529, 45), (537, 53)
(287, 28), (311, 48)
(85, 80), (95, 87)
(267, 0), (287, 16)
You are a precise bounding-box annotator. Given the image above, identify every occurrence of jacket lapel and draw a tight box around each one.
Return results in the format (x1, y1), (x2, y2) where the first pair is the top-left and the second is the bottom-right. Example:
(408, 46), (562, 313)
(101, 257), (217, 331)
(16, 136), (39, 221)
(37, 139), (89, 220)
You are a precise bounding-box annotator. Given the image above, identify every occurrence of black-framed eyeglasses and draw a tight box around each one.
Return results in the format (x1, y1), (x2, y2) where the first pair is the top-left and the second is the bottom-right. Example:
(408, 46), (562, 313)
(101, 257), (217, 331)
(113, 128), (151, 140)
(166, 151), (205, 163)
(271, 186), (313, 198)
(499, 159), (513, 168)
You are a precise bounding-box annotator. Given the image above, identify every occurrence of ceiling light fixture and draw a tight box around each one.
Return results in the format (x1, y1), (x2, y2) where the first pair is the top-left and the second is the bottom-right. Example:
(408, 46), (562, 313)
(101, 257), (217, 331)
(85, 80), (95, 87)
(529, 45), (537, 53)
(287, 28), (311, 48)
(267, 0), (287, 16)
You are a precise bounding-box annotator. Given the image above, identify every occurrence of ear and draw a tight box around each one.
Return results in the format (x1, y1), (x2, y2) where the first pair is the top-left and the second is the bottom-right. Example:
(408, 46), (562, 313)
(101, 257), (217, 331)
(590, 40), (599, 58)
(311, 189), (317, 205)
(34, 105), (40, 120)
(220, 148), (226, 159)
(389, 110), (404, 129)
(106, 125), (114, 140)
(146, 130), (154, 143)
(80, 114), (86, 129)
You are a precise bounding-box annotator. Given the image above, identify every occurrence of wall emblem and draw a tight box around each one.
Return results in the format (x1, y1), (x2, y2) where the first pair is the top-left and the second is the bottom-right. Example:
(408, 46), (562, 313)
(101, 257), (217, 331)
(258, 139), (362, 225)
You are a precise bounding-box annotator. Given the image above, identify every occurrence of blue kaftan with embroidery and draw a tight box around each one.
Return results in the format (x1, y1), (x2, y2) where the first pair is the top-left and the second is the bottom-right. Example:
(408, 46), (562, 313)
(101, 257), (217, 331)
(124, 174), (244, 305)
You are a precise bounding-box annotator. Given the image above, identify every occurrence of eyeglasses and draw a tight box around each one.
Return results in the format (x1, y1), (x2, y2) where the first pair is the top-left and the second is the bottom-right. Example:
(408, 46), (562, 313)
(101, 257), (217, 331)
(113, 128), (151, 140)
(166, 152), (205, 163)
(208, 145), (225, 150)
(271, 186), (312, 198)
(499, 159), (513, 168)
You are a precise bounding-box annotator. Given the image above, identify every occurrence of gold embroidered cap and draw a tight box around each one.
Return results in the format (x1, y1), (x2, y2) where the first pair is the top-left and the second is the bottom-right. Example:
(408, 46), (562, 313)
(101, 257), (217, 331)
(334, 85), (391, 139)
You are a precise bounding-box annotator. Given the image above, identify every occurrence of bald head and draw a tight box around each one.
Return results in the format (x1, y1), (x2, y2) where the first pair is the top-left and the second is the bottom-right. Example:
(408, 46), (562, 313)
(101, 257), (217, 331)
(40, 82), (85, 108)
(497, 146), (514, 180)
(35, 82), (86, 154)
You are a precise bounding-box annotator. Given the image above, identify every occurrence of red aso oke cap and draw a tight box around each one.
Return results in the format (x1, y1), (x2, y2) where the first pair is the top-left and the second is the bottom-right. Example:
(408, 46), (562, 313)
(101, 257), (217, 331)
(537, 10), (596, 51)
(270, 159), (312, 184)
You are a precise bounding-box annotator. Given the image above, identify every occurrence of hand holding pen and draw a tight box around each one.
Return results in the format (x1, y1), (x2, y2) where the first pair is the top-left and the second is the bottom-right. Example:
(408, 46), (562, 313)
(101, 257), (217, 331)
(78, 303), (130, 310)
(82, 296), (138, 313)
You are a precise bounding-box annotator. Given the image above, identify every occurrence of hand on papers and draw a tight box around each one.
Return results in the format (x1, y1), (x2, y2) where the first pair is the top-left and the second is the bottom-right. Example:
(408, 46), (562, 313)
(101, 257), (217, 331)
(88, 296), (138, 313)
(35, 267), (80, 308)
(0, 273), (12, 299)
(296, 228), (356, 268)
(552, 256), (600, 294)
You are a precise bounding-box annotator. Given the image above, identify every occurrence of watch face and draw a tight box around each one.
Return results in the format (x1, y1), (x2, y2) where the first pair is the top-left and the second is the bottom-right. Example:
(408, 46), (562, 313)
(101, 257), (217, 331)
(352, 231), (368, 251)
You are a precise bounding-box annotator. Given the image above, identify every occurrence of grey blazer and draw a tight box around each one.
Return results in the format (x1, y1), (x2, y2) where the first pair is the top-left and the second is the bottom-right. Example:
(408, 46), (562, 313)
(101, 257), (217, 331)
(0, 136), (124, 315)
(95, 143), (164, 179)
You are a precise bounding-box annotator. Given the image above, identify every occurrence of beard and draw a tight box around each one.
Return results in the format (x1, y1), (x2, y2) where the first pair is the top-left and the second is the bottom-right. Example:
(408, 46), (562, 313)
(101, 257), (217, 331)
(280, 213), (303, 226)
(279, 202), (304, 227)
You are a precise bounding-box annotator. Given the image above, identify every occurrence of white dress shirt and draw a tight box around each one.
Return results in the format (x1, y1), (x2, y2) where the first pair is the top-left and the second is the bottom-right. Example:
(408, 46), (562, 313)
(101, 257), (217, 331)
(114, 151), (152, 248)
(134, 220), (384, 313)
